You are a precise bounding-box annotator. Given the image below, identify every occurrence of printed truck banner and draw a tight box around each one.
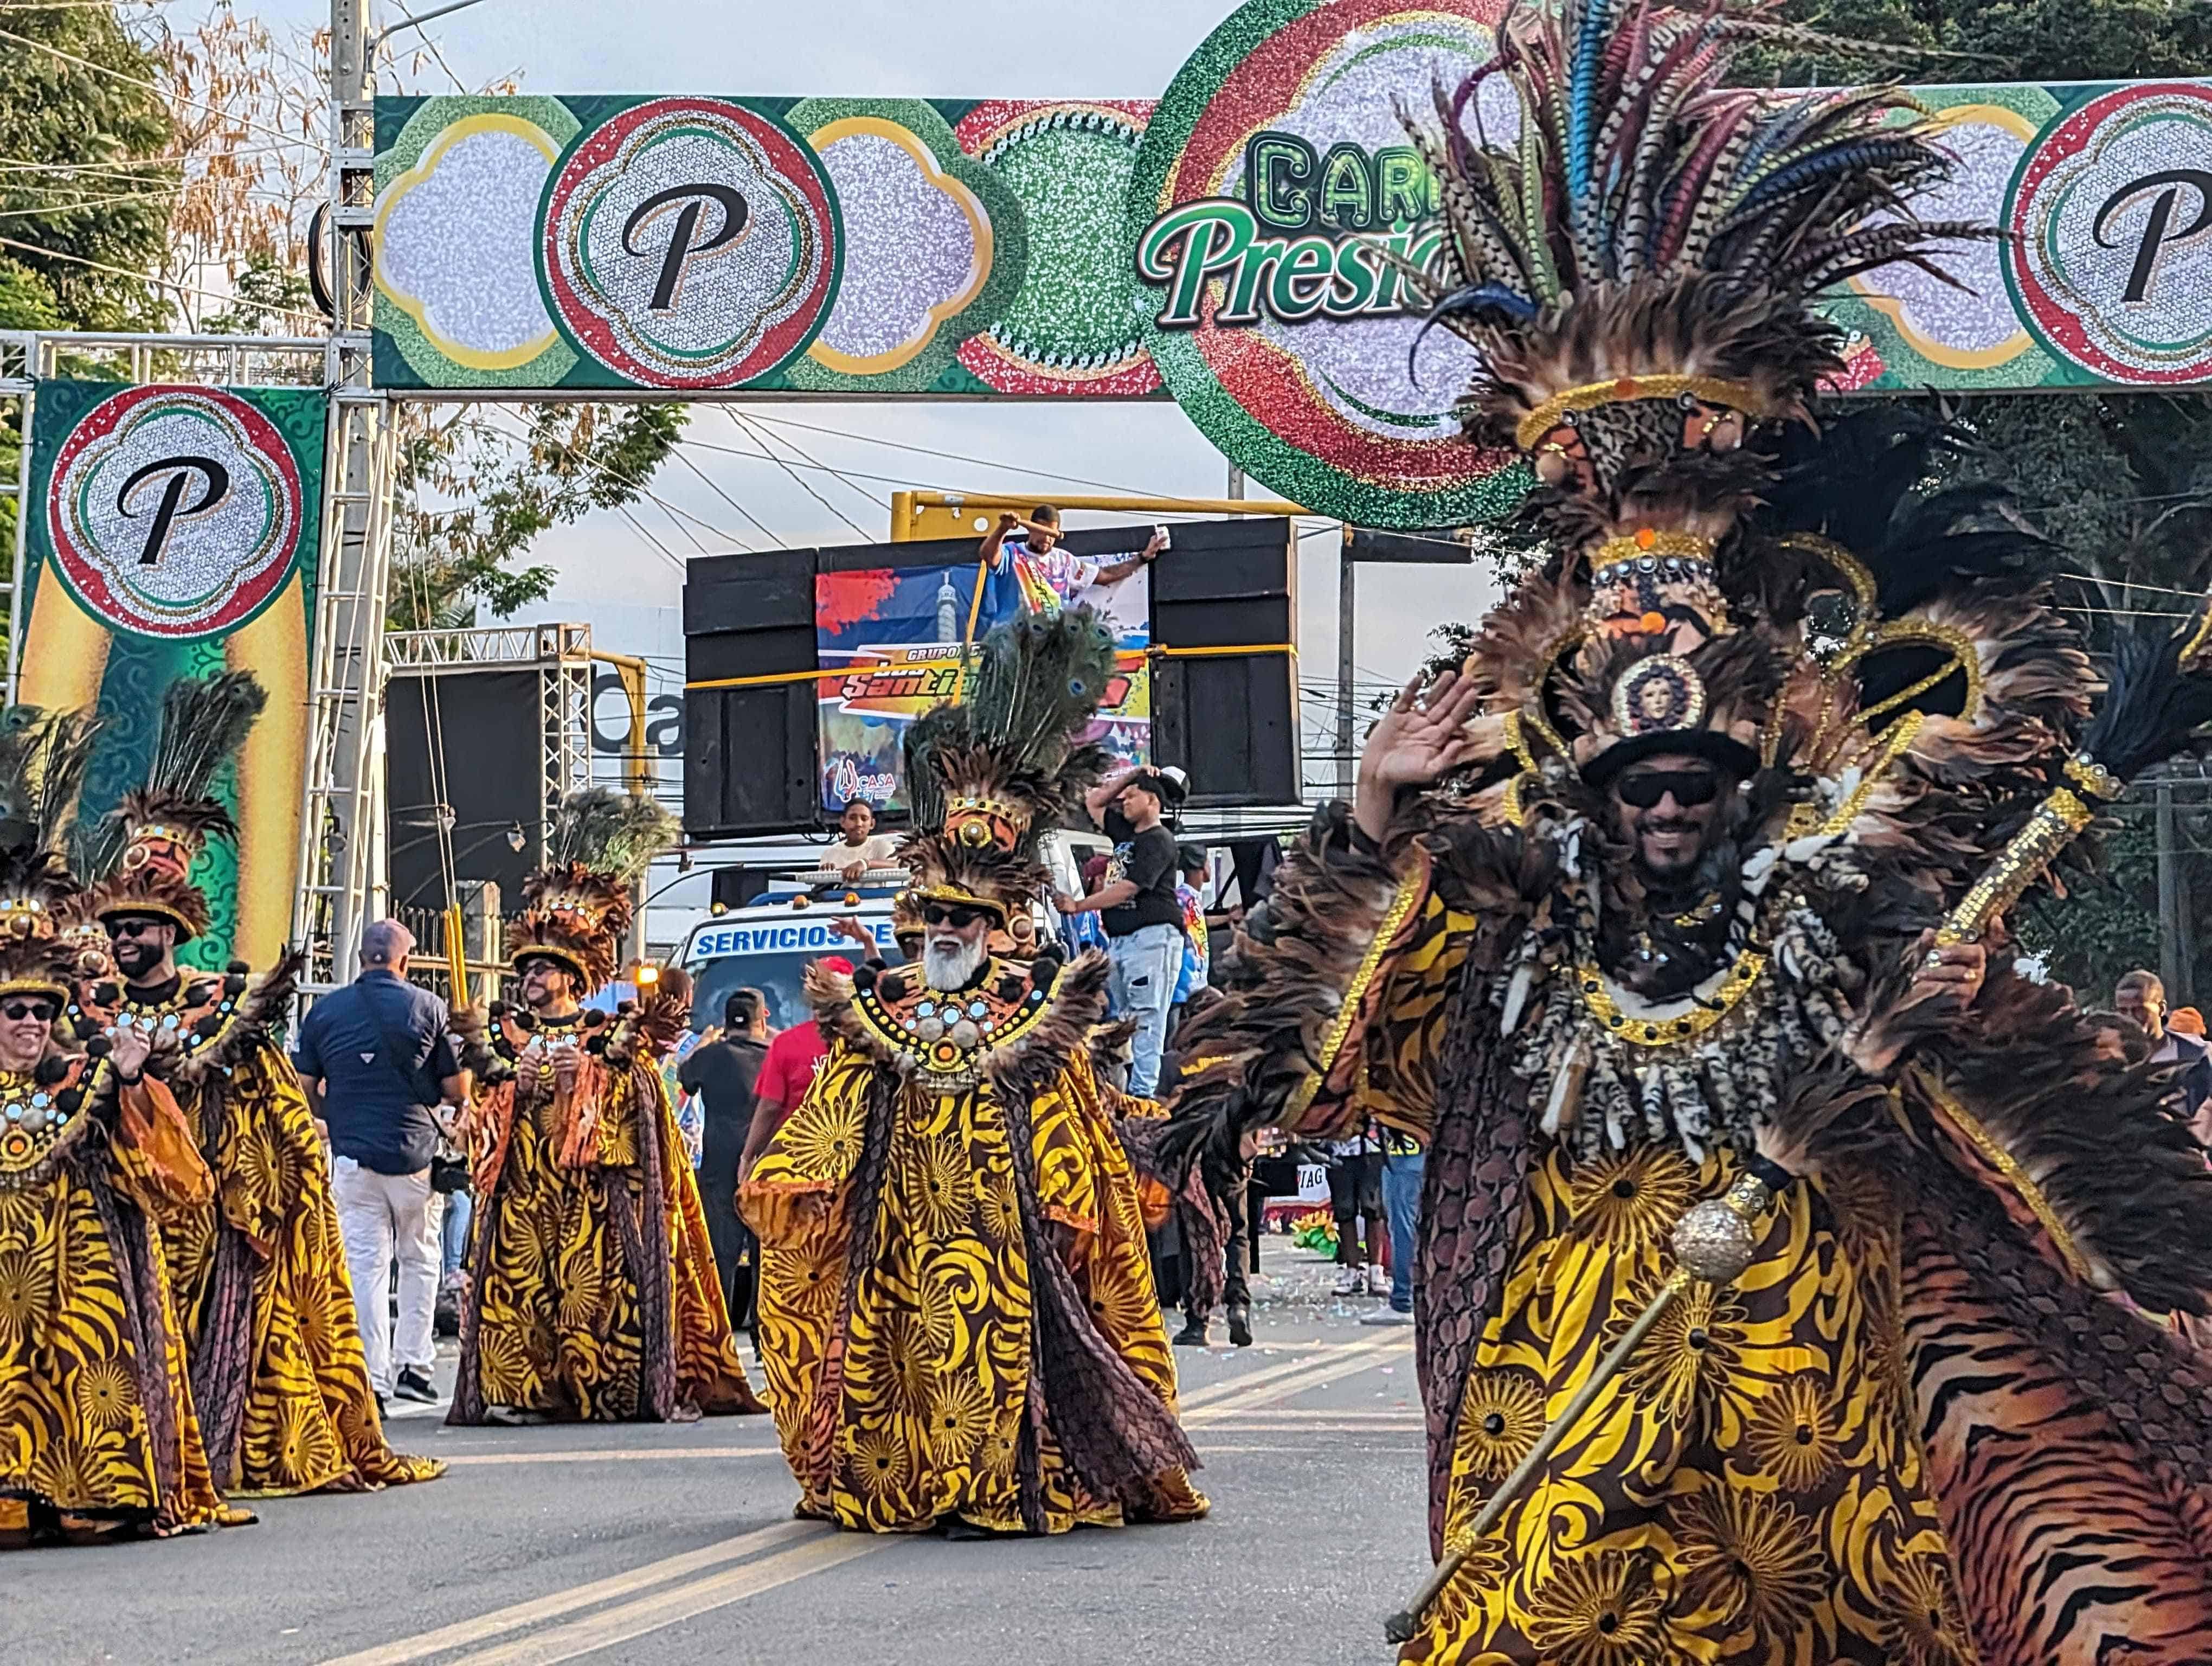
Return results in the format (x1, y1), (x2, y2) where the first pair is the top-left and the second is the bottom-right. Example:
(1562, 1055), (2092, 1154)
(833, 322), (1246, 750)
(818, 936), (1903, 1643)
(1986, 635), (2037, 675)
(20, 380), (324, 970)
(371, 8), (2212, 524)
(814, 555), (1150, 816)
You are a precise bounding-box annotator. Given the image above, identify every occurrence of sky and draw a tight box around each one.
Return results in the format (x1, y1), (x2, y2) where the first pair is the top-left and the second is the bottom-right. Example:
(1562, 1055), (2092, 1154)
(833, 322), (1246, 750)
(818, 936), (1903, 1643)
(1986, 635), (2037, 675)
(253, 0), (1502, 753)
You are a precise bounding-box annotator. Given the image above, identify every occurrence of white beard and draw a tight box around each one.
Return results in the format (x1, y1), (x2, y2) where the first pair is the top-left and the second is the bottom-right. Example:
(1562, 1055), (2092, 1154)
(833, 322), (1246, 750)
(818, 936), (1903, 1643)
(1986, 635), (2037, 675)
(922, 935), (986, 991)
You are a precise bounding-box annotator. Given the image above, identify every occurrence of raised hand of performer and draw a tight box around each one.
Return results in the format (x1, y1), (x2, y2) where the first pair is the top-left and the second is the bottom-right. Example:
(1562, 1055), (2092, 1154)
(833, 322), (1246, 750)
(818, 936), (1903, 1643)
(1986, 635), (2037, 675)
(1355, 670), (1487, 843)
(107, 1023), (152, 1084)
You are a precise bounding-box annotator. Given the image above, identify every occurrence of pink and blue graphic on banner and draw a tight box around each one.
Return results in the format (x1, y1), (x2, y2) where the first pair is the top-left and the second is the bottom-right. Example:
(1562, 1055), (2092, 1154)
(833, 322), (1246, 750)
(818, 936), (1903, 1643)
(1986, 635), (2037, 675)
(813, 558), (1150, 816)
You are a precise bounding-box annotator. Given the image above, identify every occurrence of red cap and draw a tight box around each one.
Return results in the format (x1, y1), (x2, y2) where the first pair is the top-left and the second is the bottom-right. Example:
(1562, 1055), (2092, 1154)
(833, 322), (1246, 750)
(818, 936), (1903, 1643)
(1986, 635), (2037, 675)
(820, 956), (856, 977)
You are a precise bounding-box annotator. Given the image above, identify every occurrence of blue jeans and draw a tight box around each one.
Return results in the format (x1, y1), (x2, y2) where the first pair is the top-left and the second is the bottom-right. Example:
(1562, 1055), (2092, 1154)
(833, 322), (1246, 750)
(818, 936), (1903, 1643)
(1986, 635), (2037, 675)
(440, 1186), (472, 1281)
(1107, 922), (1181, 1097)
(1380, 1151), (1424, 1312)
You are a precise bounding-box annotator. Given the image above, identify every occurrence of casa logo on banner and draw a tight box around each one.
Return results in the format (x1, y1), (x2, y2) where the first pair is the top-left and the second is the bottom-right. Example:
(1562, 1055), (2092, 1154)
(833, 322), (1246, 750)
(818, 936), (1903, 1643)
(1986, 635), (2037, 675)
(542, 97), (842, 388)
(44, 386), (303, 639)
(2008, 82), (2212, 384)
(1127, 0), (1521, 531)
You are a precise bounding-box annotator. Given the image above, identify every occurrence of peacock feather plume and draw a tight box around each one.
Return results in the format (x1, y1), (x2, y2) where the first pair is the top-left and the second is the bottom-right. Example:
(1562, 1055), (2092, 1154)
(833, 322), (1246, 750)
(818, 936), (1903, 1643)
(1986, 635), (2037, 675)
(901, 606), (1118, 920)
(545, 786), (681, 886)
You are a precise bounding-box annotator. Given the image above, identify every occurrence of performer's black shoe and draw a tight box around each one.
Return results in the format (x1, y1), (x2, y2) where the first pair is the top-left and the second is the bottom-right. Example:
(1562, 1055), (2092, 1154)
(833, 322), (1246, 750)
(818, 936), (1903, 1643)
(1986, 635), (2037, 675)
(394, 1367), (440, 1404)
(942, 1515), (1014, 1541)
(1173, 1317), (1209, 1347)
(1226, 1305), (1253, 1348)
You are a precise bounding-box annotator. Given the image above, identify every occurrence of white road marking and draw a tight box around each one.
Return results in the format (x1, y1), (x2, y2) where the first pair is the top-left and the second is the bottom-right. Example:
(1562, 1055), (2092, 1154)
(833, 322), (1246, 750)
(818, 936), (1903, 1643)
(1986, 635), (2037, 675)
(448, 1533), (891, 1666)
(320, 1520), (818, 1666)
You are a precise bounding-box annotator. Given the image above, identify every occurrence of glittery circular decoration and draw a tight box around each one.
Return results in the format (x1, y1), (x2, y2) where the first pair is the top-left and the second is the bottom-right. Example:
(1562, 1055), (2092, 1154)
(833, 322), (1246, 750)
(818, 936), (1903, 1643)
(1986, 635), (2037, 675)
(1129, 0), (1523, 528)
(1611, 656), (1706, 738)
(2008, 83), (2212, 385)
(957, 100), (1160, 396)
(543, 98), (841, 389)
(783, 98), (1025, 395)
(46, 386), (304, 641)
(1670, 1199), (1758, 1284)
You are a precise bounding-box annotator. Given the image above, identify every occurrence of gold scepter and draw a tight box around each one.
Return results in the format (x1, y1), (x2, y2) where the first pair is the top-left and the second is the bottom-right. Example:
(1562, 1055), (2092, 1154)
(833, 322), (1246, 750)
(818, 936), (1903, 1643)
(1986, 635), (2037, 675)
(1382, 1162), (1786, 1646)
(1934, 601), (2212, 949)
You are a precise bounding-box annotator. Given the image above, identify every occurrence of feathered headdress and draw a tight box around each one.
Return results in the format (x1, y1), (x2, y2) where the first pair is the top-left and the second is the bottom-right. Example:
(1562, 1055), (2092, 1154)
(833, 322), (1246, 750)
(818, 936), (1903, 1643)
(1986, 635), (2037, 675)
(0, 704), (103, 999)
(1389, 2), (1997, 796)
(1400, 0), (1975, 547)
(899, 607), (1117, 922)
(506, 787), (678, 990)
(82, 671), (266, 943)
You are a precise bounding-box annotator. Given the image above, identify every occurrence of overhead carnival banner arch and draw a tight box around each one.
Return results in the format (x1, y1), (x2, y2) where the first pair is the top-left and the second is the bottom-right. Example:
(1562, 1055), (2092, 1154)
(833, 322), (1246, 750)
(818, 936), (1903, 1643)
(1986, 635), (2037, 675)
(369, 0), (2212, 526)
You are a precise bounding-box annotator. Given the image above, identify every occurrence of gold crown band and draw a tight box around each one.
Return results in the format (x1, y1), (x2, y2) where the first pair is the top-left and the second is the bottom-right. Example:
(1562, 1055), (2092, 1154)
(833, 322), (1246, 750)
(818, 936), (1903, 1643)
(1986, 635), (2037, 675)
(1515, 374), (1769, 453)
(948, 793), (1030, 825)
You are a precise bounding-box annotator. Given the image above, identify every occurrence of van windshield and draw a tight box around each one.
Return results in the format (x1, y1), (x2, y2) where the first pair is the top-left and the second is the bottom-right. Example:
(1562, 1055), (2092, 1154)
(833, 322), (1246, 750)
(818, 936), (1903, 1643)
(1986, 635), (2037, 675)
(689, 947), (912, 1034)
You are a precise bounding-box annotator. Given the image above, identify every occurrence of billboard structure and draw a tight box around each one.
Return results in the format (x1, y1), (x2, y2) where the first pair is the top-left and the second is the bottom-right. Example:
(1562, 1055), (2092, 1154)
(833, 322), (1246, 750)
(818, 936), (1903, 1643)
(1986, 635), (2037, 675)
(16, 378), (326, 970)
(371, 1), (2212, 526)
(814, 554), (1151, 816)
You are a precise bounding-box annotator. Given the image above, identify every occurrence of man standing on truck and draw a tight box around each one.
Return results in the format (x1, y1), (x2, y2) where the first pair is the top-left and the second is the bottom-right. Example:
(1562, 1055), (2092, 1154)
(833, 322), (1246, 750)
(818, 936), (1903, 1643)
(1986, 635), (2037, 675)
(979, 505), (1168, 616)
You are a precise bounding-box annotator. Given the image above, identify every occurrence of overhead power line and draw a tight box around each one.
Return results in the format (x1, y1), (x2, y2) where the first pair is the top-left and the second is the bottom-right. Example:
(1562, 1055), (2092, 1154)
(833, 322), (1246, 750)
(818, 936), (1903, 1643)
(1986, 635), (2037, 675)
(0, 25), (319, 155)
(0, 231), (324, 319)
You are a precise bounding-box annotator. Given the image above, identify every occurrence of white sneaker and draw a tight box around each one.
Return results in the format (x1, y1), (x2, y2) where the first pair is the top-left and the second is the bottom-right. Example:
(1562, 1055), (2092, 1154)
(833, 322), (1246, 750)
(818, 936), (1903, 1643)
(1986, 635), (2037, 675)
(1332, 1266), (1362, 1297)
(1368, 1266), (1390, 1298)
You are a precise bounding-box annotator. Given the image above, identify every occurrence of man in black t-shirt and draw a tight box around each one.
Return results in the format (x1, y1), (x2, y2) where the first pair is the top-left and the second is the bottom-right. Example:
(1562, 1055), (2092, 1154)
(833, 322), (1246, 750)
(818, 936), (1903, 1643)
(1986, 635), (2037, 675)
(679, 989), (773, 1325)
(1059, 764), (1187, 1094)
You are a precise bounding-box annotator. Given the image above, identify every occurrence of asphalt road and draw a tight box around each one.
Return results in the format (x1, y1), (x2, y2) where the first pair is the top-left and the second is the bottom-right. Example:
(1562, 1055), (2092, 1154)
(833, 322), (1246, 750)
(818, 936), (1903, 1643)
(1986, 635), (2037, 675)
(4, 1240), (1426, 1666)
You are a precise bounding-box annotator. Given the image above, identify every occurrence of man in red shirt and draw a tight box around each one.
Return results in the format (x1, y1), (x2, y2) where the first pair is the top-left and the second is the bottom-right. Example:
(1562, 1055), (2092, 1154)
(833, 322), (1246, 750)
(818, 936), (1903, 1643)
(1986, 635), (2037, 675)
(736, 956), (850, 1183)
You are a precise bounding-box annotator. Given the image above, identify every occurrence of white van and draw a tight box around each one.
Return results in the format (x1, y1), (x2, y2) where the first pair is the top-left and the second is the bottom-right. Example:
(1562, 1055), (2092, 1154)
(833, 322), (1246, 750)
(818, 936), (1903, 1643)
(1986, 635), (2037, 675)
(677, 830), (1114, 1032)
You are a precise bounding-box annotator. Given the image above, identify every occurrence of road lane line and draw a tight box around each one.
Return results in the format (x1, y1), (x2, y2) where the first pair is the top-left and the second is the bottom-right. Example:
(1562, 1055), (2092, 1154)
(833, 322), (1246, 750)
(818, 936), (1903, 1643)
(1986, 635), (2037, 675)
(1184, 1338), (1410, 1425)
(319, 1520), (818, 1666)
(1176, 1337), (1400, 1410)
(449, 1533), (891, 1666)
(440, 1447), (782, 1466)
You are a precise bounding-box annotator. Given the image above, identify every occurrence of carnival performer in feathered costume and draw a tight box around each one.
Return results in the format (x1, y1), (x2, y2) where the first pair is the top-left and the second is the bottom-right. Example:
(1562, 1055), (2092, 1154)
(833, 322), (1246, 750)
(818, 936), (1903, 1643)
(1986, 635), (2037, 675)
(741, 608), (1206, 1535)
(1165, 5), (2212, 1660)
(0, 707), (231, 1543)
(75, 672), (442, 1497)
(448, 789), (761, 1425)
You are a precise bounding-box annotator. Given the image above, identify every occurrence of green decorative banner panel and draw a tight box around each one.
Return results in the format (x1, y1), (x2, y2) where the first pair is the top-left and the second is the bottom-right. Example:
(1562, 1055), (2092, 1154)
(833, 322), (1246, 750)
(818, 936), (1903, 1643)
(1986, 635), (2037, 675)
(371, 0), (2212, 524)
(21, 381), (324, 969)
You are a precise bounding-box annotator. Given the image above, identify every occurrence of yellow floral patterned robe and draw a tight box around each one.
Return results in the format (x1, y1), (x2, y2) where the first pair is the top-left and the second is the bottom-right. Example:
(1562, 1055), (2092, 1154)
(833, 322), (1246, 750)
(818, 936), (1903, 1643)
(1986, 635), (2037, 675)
(449, 1014), (762, 1423)
(744, 990), (1205, 1535)
(1, 1062), (227, 1541)
(111, 975), (445, 1497)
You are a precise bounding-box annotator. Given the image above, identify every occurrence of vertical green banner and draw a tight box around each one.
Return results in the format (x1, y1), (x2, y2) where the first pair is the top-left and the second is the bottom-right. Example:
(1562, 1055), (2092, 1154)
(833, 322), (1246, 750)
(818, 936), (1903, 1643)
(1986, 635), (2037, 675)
(21, 380), (325, 969)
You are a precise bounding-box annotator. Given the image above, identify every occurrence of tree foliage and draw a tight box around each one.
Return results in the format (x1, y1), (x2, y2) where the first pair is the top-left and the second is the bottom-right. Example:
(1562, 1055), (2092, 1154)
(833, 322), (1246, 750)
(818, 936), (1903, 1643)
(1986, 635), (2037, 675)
(387, 404), (690, 631)
(0, 0), (176, 331)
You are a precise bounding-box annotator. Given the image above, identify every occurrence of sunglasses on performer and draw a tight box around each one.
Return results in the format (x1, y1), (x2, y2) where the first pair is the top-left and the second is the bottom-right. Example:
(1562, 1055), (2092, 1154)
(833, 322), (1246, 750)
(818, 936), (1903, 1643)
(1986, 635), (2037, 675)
(1, 999), (57, 1022)
(921, 903), (989, 930)
(1614, 768), (1720, 810)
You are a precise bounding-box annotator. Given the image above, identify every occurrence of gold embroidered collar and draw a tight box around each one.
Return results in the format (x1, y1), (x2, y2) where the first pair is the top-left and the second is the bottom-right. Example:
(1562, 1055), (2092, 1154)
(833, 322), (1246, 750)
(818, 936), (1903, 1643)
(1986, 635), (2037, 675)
(848, 961), (1054, 1085)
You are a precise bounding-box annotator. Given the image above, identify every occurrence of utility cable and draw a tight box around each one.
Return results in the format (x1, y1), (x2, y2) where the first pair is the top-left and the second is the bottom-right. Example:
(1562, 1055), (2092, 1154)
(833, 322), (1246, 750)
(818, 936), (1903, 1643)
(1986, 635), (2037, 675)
(0, 26), (320, 153)
(718, 408), (872, 541)
(0, 231), (324, 320)
(732, 409), (886, 518)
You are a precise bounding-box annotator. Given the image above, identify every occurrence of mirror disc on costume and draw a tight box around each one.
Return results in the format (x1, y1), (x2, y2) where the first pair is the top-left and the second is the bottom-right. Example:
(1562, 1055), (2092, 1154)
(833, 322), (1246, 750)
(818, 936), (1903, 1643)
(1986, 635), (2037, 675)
(45, 385), (303, 639)
(543, 97), (840, 388)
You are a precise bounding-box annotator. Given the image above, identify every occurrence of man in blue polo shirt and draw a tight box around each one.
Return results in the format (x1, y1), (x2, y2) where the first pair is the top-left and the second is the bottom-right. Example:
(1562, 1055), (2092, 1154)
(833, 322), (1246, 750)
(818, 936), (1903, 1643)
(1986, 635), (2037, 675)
(294, 919), (470, 1411)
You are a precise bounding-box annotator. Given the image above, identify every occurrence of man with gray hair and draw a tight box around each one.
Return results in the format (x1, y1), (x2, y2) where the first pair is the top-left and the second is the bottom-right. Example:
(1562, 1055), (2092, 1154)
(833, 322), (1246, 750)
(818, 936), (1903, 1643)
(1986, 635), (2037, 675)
(294, 919), (470, 1412)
